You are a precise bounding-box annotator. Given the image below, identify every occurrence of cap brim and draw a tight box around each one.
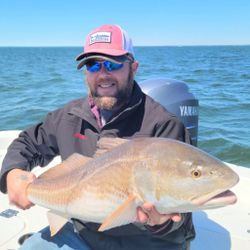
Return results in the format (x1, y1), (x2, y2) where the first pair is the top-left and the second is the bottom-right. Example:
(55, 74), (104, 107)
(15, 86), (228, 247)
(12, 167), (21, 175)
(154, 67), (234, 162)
(75, 48), (128, 62)
(77, 55), (126, 70)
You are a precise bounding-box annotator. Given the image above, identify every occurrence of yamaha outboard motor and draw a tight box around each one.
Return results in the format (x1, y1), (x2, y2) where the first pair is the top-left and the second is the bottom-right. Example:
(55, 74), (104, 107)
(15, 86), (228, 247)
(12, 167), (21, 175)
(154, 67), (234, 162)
(139, 79), (199, 146)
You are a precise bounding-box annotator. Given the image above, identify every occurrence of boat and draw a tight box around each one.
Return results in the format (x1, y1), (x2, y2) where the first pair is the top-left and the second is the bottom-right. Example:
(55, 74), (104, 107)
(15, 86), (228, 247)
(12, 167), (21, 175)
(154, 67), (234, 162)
(0, 130), (250, 249)
(1, 79), (249, 249)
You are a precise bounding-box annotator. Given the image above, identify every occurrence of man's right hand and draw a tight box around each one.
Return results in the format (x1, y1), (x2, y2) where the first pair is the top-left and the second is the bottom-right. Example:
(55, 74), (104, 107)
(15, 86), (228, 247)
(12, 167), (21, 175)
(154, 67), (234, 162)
(6, 169), (36, 210)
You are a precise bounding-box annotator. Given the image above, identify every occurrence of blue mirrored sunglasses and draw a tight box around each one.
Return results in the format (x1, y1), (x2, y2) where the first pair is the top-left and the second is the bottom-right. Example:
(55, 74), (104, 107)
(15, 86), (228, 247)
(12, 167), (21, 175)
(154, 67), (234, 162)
(86, 61), (124, 73)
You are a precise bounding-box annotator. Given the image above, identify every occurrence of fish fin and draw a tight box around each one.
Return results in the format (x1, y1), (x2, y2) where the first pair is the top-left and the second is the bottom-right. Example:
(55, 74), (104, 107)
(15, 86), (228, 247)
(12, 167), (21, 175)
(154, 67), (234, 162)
(47, 210), (69, 237)
(94, 137), (129, 157)
(38, 153), (92, 180)
(98, 194), (137, 232)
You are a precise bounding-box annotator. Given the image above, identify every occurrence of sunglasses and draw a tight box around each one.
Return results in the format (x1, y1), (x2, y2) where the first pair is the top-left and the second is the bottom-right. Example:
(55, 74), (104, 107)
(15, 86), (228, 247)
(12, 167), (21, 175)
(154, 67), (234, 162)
(86, 60), (124, 73)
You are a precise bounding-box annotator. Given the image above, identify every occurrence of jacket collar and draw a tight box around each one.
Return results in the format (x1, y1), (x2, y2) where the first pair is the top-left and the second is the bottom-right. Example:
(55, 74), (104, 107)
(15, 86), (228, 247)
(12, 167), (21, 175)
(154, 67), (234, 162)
(68, 81), (144, 128)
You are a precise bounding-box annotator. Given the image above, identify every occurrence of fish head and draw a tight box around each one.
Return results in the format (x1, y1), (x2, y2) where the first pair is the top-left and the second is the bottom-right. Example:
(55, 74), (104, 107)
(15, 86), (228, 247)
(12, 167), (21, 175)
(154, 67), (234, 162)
(134, 138), (239, 212)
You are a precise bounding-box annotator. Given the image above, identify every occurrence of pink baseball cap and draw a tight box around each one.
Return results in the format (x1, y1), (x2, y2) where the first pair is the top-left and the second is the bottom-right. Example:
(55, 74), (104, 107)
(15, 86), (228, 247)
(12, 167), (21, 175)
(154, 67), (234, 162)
(76, 24), (135, 69)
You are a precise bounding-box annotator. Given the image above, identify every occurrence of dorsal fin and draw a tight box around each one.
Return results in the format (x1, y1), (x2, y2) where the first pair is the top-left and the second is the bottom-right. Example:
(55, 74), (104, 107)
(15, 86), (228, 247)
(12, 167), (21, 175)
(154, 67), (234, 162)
(38, 153), (92, 180)
(94, 137), (129, 157)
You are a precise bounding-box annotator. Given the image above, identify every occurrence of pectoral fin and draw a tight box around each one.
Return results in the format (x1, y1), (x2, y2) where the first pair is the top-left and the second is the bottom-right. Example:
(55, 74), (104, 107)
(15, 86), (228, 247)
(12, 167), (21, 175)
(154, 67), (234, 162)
(47, 210), (69, 236)
(98, 194), (137, 231)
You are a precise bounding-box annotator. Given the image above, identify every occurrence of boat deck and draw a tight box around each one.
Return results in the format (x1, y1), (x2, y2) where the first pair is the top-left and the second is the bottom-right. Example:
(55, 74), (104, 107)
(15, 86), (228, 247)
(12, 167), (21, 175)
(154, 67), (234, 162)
(0, 131), (249, 249)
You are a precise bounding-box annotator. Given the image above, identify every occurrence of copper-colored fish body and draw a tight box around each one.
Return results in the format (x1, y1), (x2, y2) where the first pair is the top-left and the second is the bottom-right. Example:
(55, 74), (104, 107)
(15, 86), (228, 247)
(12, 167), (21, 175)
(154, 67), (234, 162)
(27, 138), (239, 234)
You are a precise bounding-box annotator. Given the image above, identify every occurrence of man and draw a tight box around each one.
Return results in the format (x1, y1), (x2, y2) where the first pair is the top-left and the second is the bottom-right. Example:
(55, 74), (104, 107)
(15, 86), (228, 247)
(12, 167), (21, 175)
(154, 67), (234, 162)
(0, 24), (195, 249)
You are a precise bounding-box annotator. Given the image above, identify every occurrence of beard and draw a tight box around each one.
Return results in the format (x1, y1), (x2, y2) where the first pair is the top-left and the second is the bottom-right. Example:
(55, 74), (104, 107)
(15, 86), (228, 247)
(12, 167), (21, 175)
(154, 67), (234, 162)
(89, 69), (134, 110)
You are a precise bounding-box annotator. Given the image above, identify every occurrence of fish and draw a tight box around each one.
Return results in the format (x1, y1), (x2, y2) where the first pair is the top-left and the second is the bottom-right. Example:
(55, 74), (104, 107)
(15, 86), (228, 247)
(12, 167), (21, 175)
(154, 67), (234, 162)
(27, 137), (239, 236)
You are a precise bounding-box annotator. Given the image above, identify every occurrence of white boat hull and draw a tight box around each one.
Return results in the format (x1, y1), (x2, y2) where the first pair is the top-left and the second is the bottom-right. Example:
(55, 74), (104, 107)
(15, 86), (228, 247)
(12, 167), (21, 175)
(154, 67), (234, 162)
(0, 130), (249, 249)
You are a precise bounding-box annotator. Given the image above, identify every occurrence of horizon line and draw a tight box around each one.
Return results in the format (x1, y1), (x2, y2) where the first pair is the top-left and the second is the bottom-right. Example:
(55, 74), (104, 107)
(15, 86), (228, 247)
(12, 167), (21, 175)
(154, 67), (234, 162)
(0, 44), (250, 48)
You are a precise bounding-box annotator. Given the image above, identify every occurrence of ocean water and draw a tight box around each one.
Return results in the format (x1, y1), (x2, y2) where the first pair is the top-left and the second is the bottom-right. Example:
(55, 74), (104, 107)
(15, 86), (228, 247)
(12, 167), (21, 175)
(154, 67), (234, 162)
(0, 46), (249, 168)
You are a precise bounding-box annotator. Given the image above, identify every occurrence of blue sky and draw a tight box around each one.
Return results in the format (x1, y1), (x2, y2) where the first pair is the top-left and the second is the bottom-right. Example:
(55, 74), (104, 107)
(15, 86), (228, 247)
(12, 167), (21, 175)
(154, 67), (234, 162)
(1, 0), (250, 46)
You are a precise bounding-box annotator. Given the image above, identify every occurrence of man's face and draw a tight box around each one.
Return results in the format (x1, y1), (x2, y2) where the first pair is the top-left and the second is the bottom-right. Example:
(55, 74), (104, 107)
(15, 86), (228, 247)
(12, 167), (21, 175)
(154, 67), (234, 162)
(85, 59), (138, 110)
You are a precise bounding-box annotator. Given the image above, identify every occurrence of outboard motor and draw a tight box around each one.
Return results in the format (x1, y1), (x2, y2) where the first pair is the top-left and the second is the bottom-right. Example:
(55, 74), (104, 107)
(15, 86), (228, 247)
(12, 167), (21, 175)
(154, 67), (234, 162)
(139, 79), (199, 146)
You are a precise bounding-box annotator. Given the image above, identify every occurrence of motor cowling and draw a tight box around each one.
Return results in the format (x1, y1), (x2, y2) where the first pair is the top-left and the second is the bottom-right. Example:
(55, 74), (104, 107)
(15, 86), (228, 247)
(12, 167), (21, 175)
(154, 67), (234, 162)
(139, 79), (199, 146)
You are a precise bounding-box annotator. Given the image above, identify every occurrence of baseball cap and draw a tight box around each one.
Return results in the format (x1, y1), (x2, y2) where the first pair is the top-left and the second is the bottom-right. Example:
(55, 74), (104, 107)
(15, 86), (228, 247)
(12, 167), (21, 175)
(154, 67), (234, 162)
(76, 24), (135, 69)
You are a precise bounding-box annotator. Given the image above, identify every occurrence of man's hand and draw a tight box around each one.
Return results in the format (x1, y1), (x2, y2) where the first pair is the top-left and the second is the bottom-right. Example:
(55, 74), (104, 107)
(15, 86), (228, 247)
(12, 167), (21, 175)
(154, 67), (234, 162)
(136, 202), (181, 226)
(6, 169), (36, 210)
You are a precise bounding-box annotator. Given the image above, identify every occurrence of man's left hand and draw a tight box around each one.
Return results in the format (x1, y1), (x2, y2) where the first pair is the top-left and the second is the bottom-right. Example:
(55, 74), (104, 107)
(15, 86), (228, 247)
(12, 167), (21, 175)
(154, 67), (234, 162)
(136, 202), (181, 226)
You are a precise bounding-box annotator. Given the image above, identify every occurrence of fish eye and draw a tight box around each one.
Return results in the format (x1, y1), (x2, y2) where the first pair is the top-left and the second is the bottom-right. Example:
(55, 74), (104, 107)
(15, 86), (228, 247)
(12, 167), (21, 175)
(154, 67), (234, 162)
(191, 169), (202, 178)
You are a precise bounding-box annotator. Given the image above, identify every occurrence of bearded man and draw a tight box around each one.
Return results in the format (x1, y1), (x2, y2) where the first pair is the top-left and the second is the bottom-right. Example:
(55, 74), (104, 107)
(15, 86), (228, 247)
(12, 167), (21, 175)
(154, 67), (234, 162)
(0, 24), (195, 250)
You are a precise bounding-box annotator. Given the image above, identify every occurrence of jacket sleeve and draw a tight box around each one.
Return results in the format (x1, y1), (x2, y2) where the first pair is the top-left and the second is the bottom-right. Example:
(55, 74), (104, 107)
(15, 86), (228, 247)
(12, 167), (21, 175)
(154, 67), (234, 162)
(0, 111), (59, 193)
(144, 117), (195, 241)
(154, 116), (192, 144)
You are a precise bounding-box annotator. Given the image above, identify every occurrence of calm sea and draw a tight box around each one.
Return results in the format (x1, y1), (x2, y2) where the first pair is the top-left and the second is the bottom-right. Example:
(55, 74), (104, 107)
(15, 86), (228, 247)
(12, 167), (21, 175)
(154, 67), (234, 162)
(0, 46), (249, 168)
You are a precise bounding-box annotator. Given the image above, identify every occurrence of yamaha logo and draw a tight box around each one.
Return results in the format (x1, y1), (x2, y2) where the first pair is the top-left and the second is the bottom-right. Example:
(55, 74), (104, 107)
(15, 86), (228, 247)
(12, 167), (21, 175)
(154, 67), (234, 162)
(180, 106), (199, 117)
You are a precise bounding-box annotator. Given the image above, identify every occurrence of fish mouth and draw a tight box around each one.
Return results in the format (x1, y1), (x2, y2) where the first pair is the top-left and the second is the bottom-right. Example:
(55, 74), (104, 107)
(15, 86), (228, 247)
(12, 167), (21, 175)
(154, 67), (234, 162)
(197, 190), (237, 209)
(193, 172), (239, 210)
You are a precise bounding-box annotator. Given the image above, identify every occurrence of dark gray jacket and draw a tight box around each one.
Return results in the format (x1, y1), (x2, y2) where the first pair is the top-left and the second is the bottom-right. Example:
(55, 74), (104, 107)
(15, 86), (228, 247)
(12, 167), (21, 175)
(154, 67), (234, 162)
(0, 82), (195, 249)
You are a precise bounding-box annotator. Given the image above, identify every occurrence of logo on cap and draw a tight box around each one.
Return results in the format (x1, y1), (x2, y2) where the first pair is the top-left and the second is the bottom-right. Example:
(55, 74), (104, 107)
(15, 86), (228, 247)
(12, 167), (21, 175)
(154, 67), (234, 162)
(90, 32), (111, 45)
